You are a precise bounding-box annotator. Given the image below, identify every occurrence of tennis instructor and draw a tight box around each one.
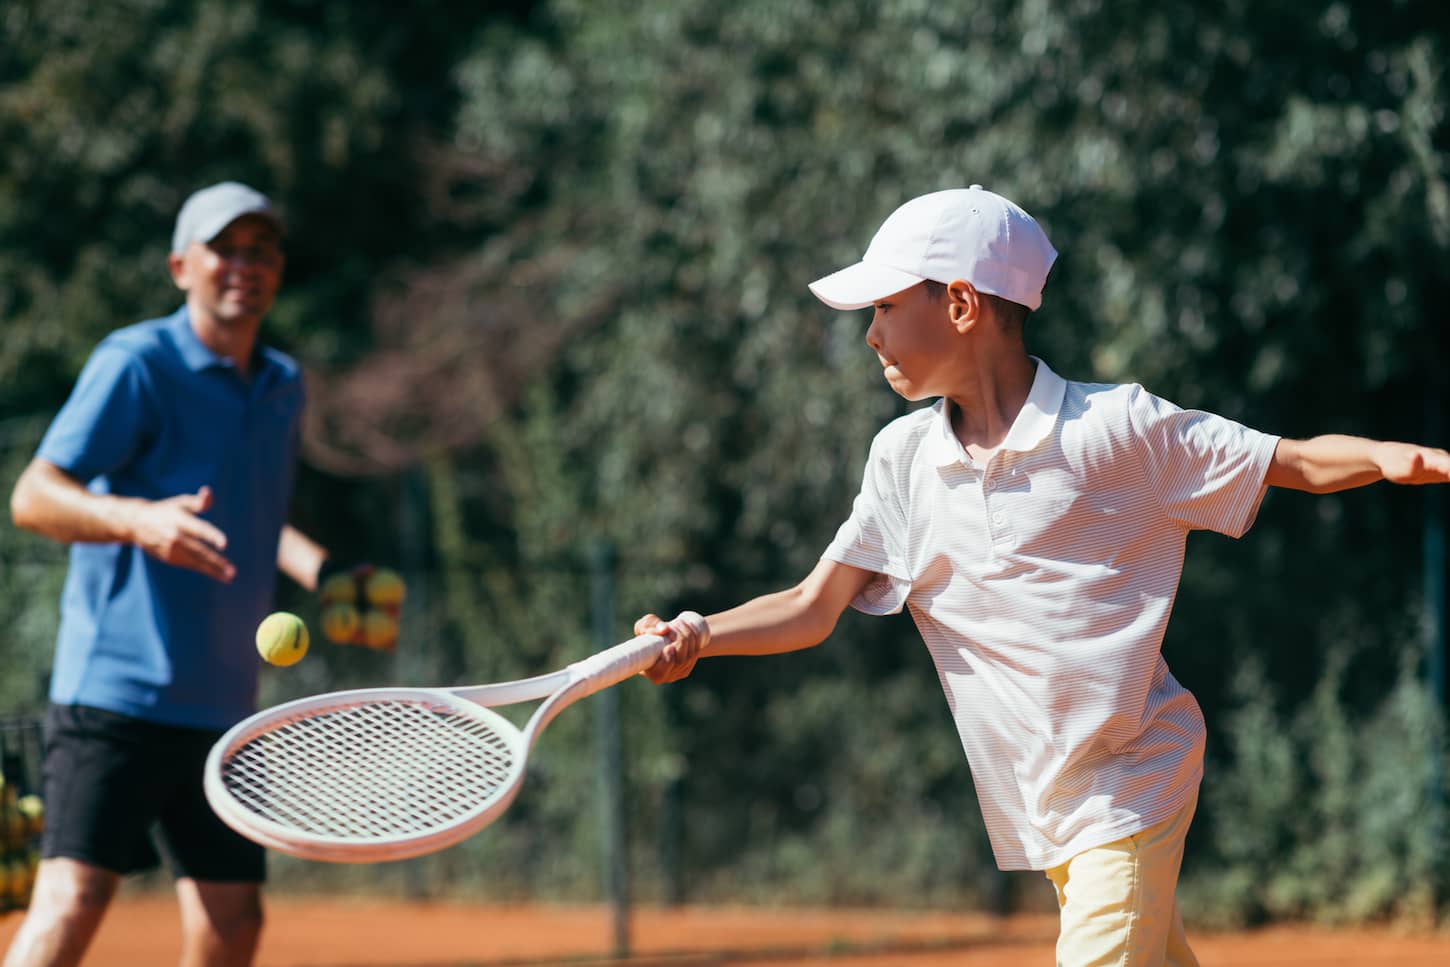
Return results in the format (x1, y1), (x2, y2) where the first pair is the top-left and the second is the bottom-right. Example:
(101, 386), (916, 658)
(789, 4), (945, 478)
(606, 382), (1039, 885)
(6, 182), (329, 967)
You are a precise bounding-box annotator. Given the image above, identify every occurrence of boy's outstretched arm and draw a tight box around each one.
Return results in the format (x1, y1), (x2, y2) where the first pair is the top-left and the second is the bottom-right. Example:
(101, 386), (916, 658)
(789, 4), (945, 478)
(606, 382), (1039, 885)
(1266, 435), (1450, 493)
(636, 558), (875, 684)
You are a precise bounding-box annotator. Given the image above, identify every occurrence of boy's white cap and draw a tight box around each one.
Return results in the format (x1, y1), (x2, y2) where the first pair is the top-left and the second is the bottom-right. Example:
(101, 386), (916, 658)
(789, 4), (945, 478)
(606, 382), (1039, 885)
(171, 181), (282, 254)
(808, 186), (1057, 311)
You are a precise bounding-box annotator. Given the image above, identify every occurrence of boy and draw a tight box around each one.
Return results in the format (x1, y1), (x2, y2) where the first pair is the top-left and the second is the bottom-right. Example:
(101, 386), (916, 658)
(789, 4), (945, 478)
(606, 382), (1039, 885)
(635, 186), (1450, 966)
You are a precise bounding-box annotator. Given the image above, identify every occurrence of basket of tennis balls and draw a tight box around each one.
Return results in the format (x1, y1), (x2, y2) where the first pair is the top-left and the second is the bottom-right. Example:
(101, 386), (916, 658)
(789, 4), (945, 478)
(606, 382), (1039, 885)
(0, 745), (43, 913)
(318, 564), (406, 652)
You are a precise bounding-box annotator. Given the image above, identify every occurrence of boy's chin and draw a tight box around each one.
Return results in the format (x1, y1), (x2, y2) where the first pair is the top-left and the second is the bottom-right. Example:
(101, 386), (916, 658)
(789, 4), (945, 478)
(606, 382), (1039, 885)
(885, 379), (931, 402)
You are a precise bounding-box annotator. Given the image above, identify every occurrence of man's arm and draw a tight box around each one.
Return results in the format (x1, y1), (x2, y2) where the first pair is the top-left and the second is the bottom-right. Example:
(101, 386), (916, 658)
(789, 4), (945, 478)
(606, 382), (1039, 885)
(277, 525), (327, 592)
(637, 557), (875, 683)
(9, 456), (235, 582)
(1266, 435), (1450, 493)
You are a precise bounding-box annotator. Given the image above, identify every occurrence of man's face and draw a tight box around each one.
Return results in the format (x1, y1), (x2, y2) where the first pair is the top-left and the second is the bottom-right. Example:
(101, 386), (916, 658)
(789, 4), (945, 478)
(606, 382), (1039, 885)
(864, 281), (956, 401)
(170, 215), (284, 329)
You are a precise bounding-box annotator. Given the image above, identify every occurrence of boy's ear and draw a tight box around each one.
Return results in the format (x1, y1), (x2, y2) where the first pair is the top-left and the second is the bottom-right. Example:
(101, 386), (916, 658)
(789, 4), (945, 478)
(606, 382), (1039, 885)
(946, 279), (981, 332)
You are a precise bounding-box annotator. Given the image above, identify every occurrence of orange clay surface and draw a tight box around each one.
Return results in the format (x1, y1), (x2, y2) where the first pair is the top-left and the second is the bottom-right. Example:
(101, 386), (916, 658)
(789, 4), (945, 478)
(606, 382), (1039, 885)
(4, 895), (1450, 965)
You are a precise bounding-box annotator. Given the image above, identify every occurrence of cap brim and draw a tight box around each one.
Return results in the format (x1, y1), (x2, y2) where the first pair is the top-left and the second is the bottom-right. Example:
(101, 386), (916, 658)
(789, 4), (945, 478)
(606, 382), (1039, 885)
(807, 262), (926, 310)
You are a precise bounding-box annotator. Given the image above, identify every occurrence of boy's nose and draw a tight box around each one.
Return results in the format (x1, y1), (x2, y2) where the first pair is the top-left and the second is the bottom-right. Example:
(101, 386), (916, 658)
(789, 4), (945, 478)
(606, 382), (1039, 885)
(865, 315), (883, 351)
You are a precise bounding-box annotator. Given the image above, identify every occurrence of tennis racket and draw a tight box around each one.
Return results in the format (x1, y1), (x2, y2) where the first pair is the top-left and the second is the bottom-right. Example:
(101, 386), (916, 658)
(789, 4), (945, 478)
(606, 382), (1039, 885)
(204, 630), (675, 863)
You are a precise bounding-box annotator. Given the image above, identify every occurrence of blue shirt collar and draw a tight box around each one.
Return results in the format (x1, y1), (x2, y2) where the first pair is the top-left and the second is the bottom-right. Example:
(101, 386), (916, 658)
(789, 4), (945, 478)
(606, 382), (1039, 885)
(166, 305), (272, 382)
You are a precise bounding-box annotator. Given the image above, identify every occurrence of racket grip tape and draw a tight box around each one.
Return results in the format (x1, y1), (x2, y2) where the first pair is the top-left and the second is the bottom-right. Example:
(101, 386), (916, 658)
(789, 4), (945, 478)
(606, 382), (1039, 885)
(568, 633), (669, 692)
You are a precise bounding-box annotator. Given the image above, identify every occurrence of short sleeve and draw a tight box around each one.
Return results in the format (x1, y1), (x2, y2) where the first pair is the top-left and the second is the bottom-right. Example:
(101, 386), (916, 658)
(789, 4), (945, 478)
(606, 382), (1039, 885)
(1127, 386), (1280, 537)
(36, 344), (157, 483)
(822, 429), (914, 615)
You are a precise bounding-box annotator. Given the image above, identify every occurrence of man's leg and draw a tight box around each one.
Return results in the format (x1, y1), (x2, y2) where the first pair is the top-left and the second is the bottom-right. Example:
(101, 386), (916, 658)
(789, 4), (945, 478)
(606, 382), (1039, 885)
(176, 879), (264, 967)
(1043, 793), (1200, 967)
(161, 723), (267, 967)
(2, 858), (119, 967)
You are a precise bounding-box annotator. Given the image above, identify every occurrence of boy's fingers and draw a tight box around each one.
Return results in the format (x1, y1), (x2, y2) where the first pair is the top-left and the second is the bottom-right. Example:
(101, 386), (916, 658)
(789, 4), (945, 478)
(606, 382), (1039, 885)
(672, 611), (709, 642)
(637, 611), (708, 682)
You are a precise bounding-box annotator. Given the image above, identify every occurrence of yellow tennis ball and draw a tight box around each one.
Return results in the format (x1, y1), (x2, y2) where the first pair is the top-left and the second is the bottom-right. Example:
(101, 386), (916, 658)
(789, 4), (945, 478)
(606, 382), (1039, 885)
(321, 602), (361, 644)
(360, 609), (398, 650)
(363, 568), (406, 609)
(16, 796), (43, 838)
(256, 612), (309, 666)
(319, 571), (359, 605)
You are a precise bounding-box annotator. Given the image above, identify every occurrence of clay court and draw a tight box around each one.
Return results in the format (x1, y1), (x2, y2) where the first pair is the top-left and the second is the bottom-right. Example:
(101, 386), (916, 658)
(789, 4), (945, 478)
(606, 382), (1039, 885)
(5, 894), (1448, 966)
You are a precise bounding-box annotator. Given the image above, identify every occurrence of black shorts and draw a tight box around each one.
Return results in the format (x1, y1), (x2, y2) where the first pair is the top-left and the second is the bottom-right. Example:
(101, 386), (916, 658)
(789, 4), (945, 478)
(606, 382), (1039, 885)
(41, 704), (265, 882)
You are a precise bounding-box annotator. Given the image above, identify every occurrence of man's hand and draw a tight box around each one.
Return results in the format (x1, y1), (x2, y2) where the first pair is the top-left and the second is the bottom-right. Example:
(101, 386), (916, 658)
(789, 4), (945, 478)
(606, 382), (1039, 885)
(634, 611), (710, 684)
(126, 486), (236, 582)
(1374, 441), (1450, 485)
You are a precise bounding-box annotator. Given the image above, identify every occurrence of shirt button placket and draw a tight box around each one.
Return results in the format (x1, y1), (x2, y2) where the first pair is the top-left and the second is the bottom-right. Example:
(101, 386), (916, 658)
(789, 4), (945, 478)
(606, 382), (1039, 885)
(985, 466), (1012, 544)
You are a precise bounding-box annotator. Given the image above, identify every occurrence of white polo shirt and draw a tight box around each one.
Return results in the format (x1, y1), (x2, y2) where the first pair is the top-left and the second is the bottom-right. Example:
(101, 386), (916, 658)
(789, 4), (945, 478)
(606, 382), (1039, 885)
(822, 358), (1279, 871)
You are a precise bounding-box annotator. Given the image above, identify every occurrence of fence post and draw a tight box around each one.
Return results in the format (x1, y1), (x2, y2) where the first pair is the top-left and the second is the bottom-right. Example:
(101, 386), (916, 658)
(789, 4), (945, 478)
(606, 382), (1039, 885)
(1425, 389), (1446, 906)
(590, 539), (630, 957)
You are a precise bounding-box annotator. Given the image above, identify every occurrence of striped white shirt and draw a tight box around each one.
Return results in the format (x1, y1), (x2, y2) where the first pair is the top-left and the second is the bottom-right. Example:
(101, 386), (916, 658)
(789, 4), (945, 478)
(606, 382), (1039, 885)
(822, 358), (1279, 871)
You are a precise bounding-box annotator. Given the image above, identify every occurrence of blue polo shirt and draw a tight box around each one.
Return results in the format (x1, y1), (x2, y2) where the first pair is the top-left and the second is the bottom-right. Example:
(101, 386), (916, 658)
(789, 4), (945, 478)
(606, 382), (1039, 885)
(37, 306), (304, 730)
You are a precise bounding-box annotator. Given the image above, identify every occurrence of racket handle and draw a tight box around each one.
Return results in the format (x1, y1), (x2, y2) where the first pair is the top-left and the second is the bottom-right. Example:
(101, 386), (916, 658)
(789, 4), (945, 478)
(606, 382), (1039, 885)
(567, 633), (668, 694)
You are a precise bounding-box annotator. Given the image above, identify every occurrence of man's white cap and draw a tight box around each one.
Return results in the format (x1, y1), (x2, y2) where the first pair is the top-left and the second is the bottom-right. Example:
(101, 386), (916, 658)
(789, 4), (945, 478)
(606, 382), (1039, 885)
(171, 181), (282, 254)
(808, 186), (1058, 311)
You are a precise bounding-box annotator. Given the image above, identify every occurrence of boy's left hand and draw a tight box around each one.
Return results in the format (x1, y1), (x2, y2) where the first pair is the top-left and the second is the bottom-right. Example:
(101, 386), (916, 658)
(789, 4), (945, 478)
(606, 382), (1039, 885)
(1375, 442), (1450, 485)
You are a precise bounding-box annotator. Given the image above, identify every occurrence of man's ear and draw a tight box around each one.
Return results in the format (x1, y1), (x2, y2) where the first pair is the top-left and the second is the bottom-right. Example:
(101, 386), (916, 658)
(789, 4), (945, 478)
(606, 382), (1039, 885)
(946, 279), (981, 333)
(167, 251), (190, 292)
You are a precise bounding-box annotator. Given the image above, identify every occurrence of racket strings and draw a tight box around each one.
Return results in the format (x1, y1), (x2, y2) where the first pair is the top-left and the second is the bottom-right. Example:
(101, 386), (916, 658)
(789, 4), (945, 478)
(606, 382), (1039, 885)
(221, 699), (518, 841)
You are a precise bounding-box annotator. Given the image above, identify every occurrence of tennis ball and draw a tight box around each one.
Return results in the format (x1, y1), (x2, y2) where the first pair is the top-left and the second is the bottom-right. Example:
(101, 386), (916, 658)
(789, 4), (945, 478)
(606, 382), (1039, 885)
(319, 571), (359, 605)
(360, 609), (398, 650)
(363, 568), (406, 609)
(16, 796), (43, 838)
(256, 612), (309, 666)
(321, 602), (361, 644)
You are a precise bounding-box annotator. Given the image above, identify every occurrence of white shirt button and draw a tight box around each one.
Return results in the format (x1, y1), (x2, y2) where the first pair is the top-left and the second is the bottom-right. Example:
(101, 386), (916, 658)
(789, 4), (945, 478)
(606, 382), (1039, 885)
(992, 511), (1006, 525)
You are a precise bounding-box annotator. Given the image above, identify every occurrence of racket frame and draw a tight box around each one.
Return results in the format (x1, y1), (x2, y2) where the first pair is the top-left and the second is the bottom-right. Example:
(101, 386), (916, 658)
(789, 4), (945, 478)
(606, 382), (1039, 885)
(204, 633), (666, 862)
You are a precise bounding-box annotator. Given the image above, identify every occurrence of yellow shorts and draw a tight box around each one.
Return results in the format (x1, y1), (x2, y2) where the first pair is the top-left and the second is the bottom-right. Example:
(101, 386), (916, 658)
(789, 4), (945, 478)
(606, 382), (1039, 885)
(1043, 794), (1199, 967)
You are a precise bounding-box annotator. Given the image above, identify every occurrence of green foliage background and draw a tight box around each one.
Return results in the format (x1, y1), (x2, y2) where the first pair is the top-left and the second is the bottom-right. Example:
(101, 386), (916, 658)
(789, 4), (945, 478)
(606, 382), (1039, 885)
(2, 0), (1448, 925)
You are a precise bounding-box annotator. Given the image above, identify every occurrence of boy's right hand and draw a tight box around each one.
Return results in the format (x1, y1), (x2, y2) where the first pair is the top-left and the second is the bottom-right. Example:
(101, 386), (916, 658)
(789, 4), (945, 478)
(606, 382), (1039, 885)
(635, 610), (710, 684)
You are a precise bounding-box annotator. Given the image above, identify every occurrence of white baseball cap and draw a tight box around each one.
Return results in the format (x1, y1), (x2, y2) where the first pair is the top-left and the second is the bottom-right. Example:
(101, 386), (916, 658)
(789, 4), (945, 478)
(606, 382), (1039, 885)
(171, 181), (283, 254)
(808, 186), (1058, 311)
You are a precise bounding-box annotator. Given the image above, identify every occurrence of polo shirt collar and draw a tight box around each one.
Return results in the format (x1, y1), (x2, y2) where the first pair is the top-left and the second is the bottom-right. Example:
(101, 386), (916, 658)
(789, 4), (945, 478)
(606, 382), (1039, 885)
(928, 356), (1068, 467)
(168, 305), (270, 380)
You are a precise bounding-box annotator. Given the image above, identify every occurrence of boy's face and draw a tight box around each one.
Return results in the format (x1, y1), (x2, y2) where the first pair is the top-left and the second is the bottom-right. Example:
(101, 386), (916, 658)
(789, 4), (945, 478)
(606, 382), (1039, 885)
(865, 281), (957, 401)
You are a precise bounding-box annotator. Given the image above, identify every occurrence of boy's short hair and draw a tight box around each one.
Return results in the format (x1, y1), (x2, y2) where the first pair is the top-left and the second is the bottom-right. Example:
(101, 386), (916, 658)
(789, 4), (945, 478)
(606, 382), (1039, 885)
(808, 186), (1057, 312)
(924, 279), (1031, 330)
